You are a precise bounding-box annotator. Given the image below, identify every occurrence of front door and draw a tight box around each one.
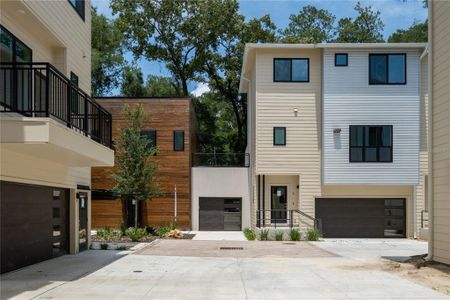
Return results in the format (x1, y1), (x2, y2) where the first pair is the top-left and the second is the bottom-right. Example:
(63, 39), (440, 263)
(78, 192), (88, 252)
(271, 186), (287, 223)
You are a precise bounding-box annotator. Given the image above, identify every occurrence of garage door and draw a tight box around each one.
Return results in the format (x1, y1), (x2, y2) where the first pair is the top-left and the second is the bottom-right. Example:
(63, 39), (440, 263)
(1, 181), (69, 273)
(315, 198), (405, 238)
(199, 198), (241, 231)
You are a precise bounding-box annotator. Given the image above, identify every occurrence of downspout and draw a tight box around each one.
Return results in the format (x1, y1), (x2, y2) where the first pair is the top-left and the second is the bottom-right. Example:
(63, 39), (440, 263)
(426, 0), (434, 261)
(413, 184), (417, 239)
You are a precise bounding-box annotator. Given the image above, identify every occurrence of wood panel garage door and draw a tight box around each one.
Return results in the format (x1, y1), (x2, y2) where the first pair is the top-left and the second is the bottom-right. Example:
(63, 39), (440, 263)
(315, 198), (405, 238)
(199, 198), (241, 231)
(0, 181), (69, 273)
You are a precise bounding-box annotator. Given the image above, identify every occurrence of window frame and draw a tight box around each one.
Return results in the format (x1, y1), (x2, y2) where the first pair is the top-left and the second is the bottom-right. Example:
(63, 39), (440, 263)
(0, 25), (32, 63)
(273, 127), (286, 146)
(349, 125), (393, 163)
(141, 129), (157, 148)
(173, 130), (185, 151)
(67, 0), (85, 21)
(369, 53), (407, 85)
(273, 58), (310, 83)
(334, 53), (348, 67)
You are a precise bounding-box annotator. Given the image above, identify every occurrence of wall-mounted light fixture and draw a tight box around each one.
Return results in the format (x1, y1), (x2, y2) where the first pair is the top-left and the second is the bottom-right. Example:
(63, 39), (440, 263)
(293, 107), (299, 117)
(333, 128), (342, 134)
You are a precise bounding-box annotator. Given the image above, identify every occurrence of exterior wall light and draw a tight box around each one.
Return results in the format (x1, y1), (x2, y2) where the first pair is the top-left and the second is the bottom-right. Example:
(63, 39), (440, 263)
(333, 128), (342, 134)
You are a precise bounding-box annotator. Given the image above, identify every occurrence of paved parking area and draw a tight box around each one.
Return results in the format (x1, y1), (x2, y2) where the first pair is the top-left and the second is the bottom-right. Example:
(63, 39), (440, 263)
(1, 239), (448, 300)
(190, 231), (247, 241)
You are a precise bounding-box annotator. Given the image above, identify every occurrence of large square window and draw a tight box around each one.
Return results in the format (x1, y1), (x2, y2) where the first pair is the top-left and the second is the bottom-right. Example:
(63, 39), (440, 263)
(350, 125), (393, 162)
(273, 127), (286, 146)
(369, 54), (406, 85)
(274, 58), (309, 82)
(141, 130), (157, 148)
(335, 53), (348, 66)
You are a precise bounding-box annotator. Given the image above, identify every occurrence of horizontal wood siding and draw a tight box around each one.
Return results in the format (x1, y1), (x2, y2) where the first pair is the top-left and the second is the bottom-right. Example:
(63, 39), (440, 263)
(323, 48), (421, 184)
(92, 200), (123, 229)
(431, 1), (450, 265)
(92, 98), (193, 229)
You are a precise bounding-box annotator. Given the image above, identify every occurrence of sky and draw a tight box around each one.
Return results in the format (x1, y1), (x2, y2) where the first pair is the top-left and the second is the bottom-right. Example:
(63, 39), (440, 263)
(92, 0), (427, 95)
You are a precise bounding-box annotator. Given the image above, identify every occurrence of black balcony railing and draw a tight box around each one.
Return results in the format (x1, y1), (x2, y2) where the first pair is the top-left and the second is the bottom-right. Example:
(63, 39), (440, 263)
(0, 62), (112, 148)
(192, 153), (250, 167)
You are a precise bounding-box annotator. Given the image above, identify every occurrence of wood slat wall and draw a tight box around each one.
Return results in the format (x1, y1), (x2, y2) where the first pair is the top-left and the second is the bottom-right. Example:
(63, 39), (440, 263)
(91, 200), (124, 229)
(92, 98), (195, 229)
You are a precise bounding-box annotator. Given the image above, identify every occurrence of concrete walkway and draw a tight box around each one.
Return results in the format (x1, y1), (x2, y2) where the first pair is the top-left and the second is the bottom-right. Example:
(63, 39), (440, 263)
(1, 239), (448, 300)
(190, 231), (247, 241)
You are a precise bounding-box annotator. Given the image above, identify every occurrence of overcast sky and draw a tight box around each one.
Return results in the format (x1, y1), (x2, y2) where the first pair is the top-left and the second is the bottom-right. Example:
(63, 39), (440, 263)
(92, 0), (427, 95)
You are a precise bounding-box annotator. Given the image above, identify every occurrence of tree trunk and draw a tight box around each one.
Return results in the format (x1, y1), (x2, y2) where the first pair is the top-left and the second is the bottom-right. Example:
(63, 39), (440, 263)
(134, 199), (138, 228)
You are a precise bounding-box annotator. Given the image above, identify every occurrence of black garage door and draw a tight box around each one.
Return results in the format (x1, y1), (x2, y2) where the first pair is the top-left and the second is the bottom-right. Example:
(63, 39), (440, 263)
(199, 197), (241, 231)
(315, 198), (405, 238)
(1, 181), (69, 273)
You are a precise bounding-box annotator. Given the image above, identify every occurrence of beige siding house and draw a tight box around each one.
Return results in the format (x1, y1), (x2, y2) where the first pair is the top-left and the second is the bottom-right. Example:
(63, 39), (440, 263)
(0, 0), (114, 273)
(240, 43), (428, 238)
(429, 0), (450, 265)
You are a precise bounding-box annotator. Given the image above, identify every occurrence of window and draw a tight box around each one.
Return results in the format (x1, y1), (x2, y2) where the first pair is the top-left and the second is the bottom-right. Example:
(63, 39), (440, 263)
(350, 125), (393, 162)
(335, 53), (348, 66)
(369, 54), (406, 85)
(273, 127), (286, 146)
(141, 130), (157, 148)
(173, 130), (184, 151)
(68, 0), (85, 21)
(274, 58), (309, 82)
(0, 25), (32, 63)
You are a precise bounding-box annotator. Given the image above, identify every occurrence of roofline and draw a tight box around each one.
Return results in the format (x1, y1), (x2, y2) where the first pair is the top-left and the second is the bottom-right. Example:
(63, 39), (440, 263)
(94, 96), (191, 100)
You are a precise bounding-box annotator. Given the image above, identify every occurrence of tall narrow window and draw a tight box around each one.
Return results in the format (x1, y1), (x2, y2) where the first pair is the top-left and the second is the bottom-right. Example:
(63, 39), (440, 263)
(273, 127), (286, 146)
(369, 54), (406, 85)
(173, 130), (184, 151)
(141, 130), (157, 148)
(274, 58), (309, 82)
(350, 125), (393, 162)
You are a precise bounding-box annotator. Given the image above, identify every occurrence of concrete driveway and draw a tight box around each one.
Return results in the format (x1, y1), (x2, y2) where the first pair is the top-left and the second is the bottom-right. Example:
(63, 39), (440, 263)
(1, 239), (448, 300)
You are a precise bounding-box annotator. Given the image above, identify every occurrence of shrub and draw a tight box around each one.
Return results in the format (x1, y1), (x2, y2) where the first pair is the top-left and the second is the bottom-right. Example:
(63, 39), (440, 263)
(156, 226), (171, 238)
(116, 245), (128, 251)
(289, 229), (301, 241)
(243, 228), (256, 241)
(145, 226), (157, 236)
(96, 226), (120, 241)
(306, 228), (321, 241)
(125, 227), (147, 242)
(100, 243), (108, 250)
(259, 229), (269, 241)
(275, 230), (284, 241)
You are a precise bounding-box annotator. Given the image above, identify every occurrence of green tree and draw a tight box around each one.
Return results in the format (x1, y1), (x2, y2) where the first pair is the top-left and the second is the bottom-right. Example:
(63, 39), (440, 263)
(111, 104), (160, 228)
(91, 6), (124, 96)
(280, 5), (336, 43)
(388, 20), (427, 42)
(145, 75), (182, 97)
(335, 2), (385, 42)
(121, 64), (146, 97)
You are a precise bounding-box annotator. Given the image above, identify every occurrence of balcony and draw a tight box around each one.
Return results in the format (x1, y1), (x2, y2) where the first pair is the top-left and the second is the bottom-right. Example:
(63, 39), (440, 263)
(192, 153), (250, 167)
(0, 62), (112, 148)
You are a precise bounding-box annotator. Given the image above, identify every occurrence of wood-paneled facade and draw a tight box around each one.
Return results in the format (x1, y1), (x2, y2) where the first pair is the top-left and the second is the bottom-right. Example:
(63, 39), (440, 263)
(92, 97), (197, 230)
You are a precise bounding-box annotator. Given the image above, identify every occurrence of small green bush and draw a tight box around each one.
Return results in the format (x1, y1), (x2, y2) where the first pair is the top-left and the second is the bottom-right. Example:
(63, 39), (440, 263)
(116, 245), (128, 251)
(100, 243), (108, 250)
(275, 230), (284, 241)
(259, 229), (269, 241)
(125, 227), (147, 242)
(243, 228), (256, 241)
(156, 225), (173, 238)
(306, 228), (321, 241)
(289, 229), (301, 241)
(96, 226), (120, 241)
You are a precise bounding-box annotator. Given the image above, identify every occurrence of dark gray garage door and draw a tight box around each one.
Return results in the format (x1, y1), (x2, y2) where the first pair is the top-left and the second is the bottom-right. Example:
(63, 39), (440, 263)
(199, 198), (241, 231)
(1, 181), (69, 273)
(315, 198), (405, 238)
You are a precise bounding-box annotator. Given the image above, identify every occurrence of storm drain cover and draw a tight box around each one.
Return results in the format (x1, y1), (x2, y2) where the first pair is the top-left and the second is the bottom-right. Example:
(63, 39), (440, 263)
(283, 242), (296, 245)
(219, 247), (244, 250)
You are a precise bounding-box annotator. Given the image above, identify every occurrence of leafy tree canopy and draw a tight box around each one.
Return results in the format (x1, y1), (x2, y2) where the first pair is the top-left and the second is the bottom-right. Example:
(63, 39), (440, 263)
(121, 64), (146, 97)
(388, 20), (427, 42)
(145, 75), (182, 97)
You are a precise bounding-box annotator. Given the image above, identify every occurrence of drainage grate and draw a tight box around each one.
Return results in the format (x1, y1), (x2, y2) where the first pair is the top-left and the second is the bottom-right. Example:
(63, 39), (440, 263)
(133, 270), (143, 273)
(219, 247), (244, 250)
(283, 242), (296, 245)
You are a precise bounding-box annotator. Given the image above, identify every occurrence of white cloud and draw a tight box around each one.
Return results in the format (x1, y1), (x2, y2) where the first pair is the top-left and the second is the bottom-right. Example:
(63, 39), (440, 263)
(191, 82), (210, 97)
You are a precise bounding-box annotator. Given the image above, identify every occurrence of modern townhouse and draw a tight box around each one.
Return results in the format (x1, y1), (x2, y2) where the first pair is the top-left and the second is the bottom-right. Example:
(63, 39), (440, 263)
(238, 42), (429, 238)
(428, 0), (450, 265)
(91, 97), (197, 230)
(0, 0), (114, 273)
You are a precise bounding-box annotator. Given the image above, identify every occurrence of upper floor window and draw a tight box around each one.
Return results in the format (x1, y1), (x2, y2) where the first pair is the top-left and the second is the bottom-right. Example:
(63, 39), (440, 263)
(274, 58), (309, 82)
(0, 25), (32, 63)
(68, 0), (85, 21)
(369, 54), (406, 85)
(273, 127), (286, 146)
(141, 130), (157, 148)
(335, 53), (348, 66)
(350, 125), (393, 163)
(173, 130), (184, 151)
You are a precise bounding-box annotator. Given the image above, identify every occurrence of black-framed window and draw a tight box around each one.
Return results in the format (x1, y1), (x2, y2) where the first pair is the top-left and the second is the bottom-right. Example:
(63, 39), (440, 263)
(68, 0), (85, 21)
(0, 25), (32, 63)
(350, 125), (393, 163)
(173, 130), (184, 151)
(274, 58), (309, 82)
(141, 130), (157, 148)
(273, 127), (286, 146)
(369, 54), (406, 85)
(335, 53), (348, 66)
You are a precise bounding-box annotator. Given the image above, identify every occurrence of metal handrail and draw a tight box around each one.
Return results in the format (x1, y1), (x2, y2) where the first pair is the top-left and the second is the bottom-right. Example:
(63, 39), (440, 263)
(0, 62), (112, 148)
(256, 209), (321, 232)
(293, 209), (322, 232)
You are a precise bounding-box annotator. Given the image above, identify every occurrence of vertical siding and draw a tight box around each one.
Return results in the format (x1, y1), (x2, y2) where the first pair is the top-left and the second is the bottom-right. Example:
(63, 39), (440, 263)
(431, 1), (450, 265)
(323, 48), (421, 184)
